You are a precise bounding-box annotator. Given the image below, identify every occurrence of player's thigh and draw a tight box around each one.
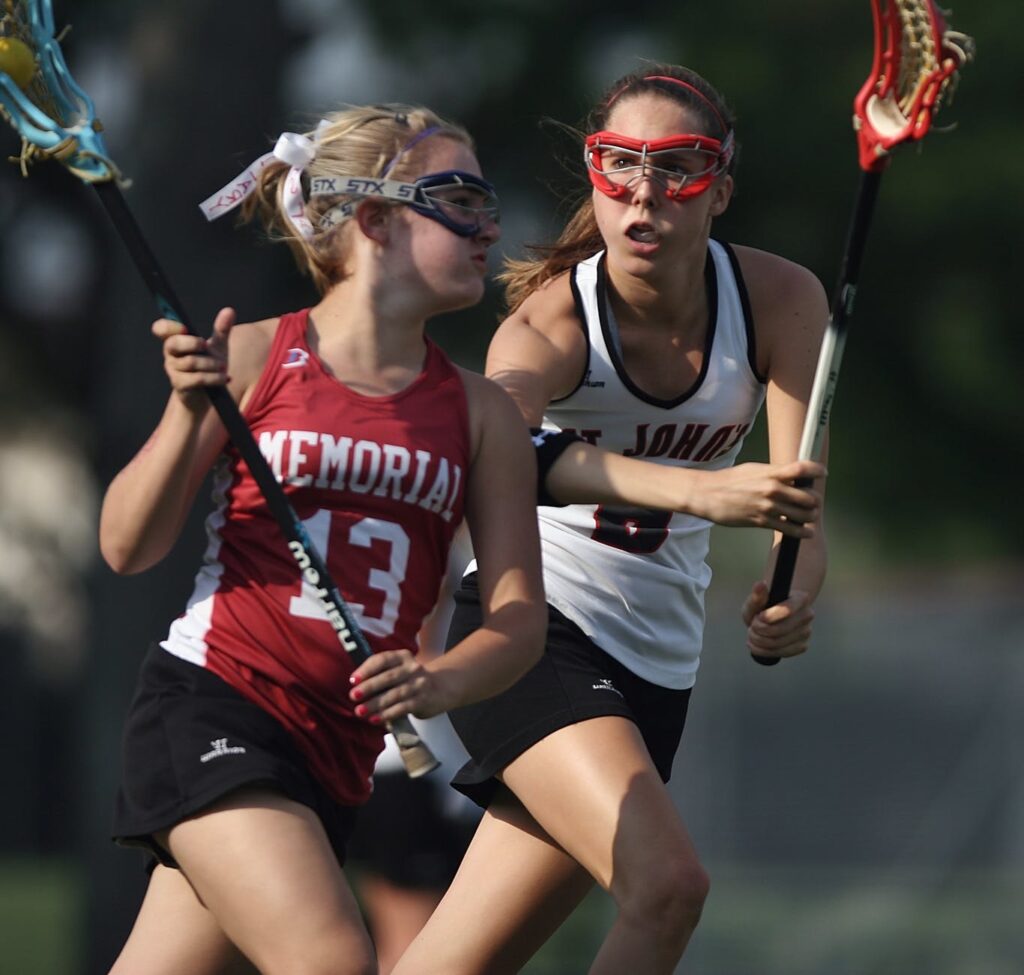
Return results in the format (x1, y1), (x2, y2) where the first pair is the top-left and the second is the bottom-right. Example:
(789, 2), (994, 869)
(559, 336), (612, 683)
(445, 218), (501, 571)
(501, 715), (702, 894)
(162, 787), (373, 974)
(108, 864), (256, 975)
(392, 794), (594, 975)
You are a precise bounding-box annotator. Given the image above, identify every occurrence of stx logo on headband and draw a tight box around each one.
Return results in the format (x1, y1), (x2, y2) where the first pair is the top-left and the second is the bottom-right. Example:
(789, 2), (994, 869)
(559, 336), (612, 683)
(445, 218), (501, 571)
(314, 170), (501, 239)
(310, 177), (417, 199)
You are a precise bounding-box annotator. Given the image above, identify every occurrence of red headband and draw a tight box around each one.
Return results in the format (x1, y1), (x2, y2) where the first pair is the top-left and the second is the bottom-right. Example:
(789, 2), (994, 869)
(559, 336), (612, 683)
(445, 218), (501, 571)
(607, 75), (730, 137)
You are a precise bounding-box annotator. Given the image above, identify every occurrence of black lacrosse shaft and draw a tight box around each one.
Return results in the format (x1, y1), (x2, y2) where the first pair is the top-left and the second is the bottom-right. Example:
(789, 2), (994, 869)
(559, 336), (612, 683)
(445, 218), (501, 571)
(752, 168), (883, 666)
(92, 181), (438, 773)
(92, 181), (375, 662)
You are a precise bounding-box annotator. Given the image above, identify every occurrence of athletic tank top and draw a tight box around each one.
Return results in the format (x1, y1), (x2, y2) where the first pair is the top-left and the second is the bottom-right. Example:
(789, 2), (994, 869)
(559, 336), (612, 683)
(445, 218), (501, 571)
(539, 240), (766, 689)
(162, 309), (471, 805)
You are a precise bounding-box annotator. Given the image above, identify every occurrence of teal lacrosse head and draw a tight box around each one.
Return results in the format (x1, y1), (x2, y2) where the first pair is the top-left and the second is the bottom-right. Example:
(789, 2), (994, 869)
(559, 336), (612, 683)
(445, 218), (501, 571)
(0, 0), (118, 182)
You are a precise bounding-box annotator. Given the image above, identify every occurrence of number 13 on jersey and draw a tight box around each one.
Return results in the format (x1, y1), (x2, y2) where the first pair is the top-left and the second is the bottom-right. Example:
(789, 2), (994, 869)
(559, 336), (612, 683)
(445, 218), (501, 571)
(288, 509), (410, 638)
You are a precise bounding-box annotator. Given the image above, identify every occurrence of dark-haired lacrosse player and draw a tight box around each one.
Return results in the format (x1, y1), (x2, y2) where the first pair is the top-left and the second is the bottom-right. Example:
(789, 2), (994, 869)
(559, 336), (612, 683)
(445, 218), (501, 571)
(394, 65), (828, 975)
(100, 105), (545, 975)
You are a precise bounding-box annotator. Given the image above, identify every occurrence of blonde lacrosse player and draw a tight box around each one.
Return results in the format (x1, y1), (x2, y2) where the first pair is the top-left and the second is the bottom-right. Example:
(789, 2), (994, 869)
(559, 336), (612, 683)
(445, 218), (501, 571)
(101, 105), (545, 975)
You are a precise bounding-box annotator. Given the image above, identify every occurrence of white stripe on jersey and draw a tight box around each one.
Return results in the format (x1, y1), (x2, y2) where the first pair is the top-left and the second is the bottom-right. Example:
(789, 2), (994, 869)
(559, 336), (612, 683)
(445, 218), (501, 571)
(161, 456), (233, 667)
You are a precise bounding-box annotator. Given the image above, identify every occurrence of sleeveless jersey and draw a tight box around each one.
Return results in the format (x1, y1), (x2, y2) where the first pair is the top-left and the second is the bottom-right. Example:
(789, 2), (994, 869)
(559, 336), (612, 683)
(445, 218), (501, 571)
(539, 240), (765, 689)
(162, 309), (471, 805)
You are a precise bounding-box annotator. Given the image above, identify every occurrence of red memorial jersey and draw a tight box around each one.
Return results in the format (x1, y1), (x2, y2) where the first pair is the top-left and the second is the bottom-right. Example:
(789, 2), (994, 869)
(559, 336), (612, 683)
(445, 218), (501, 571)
(161, 309), (471, 805)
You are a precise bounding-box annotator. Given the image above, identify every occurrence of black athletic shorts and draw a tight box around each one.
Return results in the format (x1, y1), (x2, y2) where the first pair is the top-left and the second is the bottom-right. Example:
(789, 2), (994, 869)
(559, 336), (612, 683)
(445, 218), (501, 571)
(346, 770), (479, 889)
(446, 574), (692, 809)
(112, 645), (358, 869)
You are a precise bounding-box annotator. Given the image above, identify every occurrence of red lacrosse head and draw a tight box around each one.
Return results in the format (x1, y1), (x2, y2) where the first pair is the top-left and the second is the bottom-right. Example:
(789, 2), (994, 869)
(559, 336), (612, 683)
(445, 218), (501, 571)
(585, 130), (734, 201)
(853, 0), (974, 173)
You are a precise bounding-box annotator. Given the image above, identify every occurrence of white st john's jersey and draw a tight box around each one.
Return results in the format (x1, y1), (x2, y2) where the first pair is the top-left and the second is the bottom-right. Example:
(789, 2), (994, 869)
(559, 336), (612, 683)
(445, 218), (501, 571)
(539, 240), (766, 688)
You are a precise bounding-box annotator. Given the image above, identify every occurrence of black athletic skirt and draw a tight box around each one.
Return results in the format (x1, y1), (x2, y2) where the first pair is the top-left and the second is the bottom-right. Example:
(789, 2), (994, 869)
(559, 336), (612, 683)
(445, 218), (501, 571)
(446, 574), (692, 809)
(346, 769), (479, 889)
(112, 645), (358, 869)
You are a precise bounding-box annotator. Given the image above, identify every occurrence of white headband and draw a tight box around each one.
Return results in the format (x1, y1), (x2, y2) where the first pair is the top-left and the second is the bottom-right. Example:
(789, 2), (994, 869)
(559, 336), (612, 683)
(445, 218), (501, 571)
(312, 177), (419, 230)
(199, 121), (331, 237)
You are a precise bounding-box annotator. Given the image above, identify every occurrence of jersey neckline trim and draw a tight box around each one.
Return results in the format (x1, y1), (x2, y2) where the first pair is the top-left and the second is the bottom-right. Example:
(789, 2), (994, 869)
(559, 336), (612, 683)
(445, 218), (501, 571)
(549, 267), (593, 405)
(302, 308), (440, 405)
(594, 250), (719, 409)
(720, 242), (765, 385)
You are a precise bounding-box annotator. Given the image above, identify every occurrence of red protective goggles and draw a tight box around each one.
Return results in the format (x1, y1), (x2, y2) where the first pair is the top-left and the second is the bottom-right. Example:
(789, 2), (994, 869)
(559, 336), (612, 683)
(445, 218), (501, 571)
(585, 130), (734, 200)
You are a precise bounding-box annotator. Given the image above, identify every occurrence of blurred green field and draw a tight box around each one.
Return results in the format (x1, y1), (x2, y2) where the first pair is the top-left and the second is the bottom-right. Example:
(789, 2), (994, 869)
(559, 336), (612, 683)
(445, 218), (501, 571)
(0, 857), (608, 975)
(5, 859), (1021, 975)
(0, 859), (82, 975)
(687, 865), (1024, 975)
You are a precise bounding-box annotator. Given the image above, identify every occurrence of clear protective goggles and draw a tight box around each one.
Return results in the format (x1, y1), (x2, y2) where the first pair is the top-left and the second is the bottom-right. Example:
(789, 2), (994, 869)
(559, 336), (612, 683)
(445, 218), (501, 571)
(314, 169), (499, 238)
(408, 170), (501, 237)
(584, 130), (734, 201)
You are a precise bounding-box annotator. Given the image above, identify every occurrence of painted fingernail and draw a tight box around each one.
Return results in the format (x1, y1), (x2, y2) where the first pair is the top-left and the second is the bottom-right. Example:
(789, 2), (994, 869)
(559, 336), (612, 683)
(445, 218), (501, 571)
(351, 687), (364, 702)
(350, 673), (362, 685)
(354, 704), (367, 717)
(369, 714), (383, 725)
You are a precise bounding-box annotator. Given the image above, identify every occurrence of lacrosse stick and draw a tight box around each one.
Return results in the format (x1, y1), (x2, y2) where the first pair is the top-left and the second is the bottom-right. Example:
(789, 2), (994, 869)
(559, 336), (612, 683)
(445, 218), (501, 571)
(0, 0), (438, 775)
(752, 0), (974, 666)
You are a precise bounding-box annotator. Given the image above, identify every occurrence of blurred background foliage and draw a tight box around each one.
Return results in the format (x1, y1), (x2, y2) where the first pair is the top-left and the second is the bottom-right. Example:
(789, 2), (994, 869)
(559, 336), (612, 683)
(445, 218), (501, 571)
(0, 1), (1020, 973)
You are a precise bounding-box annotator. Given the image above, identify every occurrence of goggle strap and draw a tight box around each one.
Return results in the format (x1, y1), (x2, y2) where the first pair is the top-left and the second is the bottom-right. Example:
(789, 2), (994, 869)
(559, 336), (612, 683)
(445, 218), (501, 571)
(380, 125), (442, 176)
(315, 170), (498, 236)
(309, 176), (418, 202)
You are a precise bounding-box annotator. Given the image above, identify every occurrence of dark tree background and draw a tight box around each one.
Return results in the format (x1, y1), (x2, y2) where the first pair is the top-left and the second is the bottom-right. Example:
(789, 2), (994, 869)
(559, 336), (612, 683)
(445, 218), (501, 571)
(0, 2), (1019, 972)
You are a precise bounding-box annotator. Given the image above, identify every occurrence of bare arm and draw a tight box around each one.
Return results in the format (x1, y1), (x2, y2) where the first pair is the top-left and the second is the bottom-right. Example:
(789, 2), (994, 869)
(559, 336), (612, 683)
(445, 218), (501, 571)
(487, 273), (825, 535)
(98, 308), (271, 574)
(426, 373), (546, 706)
(737, 247), (830, 659)
(348, 374), (546, 723)
(415, 521), (474, 660)
(484, 275), (587, 425)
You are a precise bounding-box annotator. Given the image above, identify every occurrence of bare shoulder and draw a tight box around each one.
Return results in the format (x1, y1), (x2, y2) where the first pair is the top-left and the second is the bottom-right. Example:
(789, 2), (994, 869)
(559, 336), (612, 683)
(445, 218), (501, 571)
(488, 271), (587, 411)
(731, 244), (826, 313)
(230, 316), (281, 405)
(458, 366), (536, 462)
(456, 367), (528, 426)
(510, 270), (584, 354)
(731, 244), (828, 377)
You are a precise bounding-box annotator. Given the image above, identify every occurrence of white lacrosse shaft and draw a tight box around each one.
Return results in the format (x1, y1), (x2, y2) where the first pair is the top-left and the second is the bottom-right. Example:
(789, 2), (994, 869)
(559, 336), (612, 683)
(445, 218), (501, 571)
(754, 170), (882, 666)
